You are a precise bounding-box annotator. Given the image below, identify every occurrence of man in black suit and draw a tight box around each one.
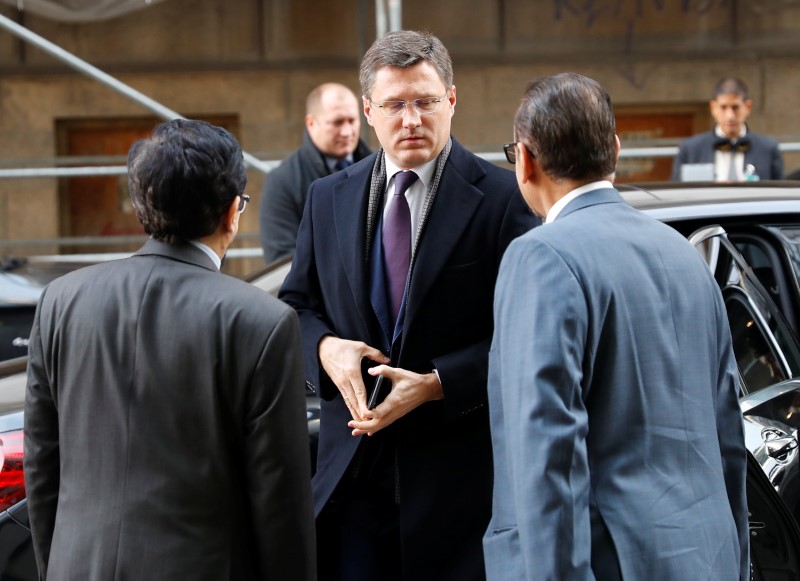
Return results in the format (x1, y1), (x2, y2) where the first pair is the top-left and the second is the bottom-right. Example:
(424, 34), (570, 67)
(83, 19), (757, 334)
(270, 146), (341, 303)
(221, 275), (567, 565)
(671, 77), (783, 181)
(24, 119), (316, 581)
(280, 30), (538, 581)
(260, 82), (372, 264)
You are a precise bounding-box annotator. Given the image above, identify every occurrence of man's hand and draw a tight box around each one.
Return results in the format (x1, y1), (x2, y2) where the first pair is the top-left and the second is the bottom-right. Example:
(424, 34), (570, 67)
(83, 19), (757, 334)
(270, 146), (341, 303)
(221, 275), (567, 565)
(318, 336), (389, 421)
(348, 366), (443, 436)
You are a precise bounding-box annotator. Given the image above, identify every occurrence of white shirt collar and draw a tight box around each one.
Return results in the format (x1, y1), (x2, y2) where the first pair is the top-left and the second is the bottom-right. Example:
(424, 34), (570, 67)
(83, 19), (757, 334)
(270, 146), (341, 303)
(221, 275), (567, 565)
(384, 155), (438, 190)
(715, 126), (747, 139)
(189, 240), (222, 270)
(546, 180), (613, 224)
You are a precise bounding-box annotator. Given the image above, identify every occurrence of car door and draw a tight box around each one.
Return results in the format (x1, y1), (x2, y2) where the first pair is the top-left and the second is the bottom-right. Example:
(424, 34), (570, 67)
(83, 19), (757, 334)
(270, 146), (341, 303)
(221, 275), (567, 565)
(729, 226), (800, 338)
(691, 226), (800, 395)
(746, 448), (800, 580)
(691, 226), (800, 578)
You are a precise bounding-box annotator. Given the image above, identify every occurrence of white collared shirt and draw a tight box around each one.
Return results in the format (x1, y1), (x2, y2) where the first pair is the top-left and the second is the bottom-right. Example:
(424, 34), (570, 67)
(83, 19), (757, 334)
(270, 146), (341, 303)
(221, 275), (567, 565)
(189, 240), (222, 270)
(546, 180), (613, 223)
(383, 156), (438, 245)
(714, 126), (747, 182)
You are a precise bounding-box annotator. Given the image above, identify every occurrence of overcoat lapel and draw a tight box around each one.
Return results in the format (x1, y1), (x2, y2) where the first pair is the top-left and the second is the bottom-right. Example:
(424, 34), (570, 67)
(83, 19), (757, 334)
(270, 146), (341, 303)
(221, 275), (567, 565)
(403, 146), (485, 331)
(701, 131), (716, 164)
(332, 162), (379, 336)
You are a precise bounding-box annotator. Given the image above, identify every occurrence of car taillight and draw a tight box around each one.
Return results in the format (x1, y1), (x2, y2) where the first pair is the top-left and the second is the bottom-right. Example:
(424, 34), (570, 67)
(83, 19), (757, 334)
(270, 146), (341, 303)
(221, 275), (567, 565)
(0, 430), (24, 511)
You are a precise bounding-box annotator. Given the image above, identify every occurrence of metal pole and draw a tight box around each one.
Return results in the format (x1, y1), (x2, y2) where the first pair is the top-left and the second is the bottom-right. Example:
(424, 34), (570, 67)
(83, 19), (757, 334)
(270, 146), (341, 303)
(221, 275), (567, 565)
(388, 0), (402, 31)
(0, 159), (283, 179)
(375, 0), (387, 37)
(0, 13), (273, 175)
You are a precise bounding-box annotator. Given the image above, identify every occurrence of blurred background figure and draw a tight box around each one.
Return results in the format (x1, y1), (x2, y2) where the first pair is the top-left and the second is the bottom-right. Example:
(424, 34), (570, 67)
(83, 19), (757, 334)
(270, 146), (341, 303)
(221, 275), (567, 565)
(671, 77), (783, 182)
(24, 119), (316, 581)
(259, 82), (372, 264)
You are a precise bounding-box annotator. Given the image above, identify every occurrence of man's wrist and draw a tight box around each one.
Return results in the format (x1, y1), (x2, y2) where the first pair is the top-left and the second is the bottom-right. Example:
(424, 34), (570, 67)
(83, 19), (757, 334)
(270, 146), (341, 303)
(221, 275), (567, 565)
(428, 370), (444, 401)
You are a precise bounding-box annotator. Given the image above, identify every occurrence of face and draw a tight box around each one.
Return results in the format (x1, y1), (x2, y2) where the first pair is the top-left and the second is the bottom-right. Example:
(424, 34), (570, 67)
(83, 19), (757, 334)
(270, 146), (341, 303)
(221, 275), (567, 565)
(306, 89), (361, 159)
(710, 93), (752, 139)
(363, 61), (456, 169)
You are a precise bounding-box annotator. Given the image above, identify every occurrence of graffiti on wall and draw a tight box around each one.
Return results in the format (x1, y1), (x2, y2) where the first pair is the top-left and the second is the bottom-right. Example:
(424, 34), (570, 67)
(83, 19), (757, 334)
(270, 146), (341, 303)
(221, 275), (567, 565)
(547, 0), (800, 88)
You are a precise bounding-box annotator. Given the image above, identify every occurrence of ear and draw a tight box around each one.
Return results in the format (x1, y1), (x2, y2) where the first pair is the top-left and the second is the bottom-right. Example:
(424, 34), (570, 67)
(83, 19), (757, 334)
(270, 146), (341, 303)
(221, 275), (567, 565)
(222, 195), (240, 234)
(304, 114), (315, 132)
(743, 99), (753, 116)
(517, 142), (536, 185)
(363, 96), (375, 127)
(709, 99), (718, 116)
(614, 134), (621, 163)
(448, 85), (457, 116)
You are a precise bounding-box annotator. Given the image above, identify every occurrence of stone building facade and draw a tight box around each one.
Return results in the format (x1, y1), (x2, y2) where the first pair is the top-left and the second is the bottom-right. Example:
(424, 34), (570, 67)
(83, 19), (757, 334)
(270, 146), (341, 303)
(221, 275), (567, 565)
(1, 0), (799, 275)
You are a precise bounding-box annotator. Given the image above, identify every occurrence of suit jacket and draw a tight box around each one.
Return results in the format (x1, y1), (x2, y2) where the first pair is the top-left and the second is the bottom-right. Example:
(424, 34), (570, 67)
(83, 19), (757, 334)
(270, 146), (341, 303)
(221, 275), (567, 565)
(483, 188), (749, 580)
(259, 130), (372, 264)
(279, 138), (538, 580)
(671, 129), (783, 181)
(24, 239), (316, 581)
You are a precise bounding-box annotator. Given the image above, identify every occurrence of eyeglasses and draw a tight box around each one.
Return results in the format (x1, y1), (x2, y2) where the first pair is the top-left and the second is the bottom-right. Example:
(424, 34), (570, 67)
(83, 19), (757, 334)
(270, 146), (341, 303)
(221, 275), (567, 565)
(237, 194), (251, 213)
(503, 142), (535, 164)
(369, 94), (449, 117)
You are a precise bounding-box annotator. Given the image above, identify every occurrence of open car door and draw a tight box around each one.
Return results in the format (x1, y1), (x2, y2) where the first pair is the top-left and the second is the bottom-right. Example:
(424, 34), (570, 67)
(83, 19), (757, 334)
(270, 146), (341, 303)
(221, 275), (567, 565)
(692, 226), (800, 579)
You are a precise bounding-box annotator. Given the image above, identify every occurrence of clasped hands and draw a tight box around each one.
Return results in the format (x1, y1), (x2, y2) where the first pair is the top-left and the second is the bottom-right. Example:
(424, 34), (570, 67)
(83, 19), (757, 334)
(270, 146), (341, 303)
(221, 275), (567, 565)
(318, 336), (443, 437)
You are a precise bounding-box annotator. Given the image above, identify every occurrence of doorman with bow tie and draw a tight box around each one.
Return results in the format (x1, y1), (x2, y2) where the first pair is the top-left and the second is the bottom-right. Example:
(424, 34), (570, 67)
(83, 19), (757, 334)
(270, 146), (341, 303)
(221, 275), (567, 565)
(671, 77), (783, 181)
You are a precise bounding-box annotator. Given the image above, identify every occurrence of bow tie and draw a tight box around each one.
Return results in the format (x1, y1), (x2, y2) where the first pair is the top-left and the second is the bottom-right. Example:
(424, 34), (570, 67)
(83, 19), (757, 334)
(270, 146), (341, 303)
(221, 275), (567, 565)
(714, 136), (751, 153)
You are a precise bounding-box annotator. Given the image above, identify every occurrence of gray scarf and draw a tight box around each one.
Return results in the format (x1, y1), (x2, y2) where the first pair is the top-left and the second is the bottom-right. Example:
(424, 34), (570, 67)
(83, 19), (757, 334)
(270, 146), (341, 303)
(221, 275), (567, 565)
(365, 137), (452, 265)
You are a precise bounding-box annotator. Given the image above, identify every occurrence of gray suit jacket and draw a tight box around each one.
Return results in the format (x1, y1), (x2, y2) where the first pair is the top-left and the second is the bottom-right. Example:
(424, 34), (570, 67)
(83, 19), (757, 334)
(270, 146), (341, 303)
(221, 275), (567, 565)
(24, 239), (316, 581)
(671, 129), (783, 181)
(484, 188), (749, 580)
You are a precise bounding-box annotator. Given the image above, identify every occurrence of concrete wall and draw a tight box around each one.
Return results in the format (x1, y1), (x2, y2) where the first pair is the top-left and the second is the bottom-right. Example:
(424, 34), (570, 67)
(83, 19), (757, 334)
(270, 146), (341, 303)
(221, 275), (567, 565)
(2, 0), (799, 270)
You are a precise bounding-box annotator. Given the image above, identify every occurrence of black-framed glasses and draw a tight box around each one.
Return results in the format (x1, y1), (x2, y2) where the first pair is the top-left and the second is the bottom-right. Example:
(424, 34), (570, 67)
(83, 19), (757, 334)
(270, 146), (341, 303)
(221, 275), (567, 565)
(369, 93), (449, 117)
(503, 142), (535, 164)
(237, 194), (251, 213)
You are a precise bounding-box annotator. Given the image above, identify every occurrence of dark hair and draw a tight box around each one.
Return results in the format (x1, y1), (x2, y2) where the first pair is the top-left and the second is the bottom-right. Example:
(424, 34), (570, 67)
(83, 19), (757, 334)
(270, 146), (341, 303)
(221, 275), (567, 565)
(359, 30), (453, 98)
(713, 77), (749, 100)
(127, 119), (246, 244)
(514, 72), (617, 182)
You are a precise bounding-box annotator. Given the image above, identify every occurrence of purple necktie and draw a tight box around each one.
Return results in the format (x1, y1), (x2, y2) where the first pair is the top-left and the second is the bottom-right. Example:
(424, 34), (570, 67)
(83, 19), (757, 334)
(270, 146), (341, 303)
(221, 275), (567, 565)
(383, 171), (417, 325)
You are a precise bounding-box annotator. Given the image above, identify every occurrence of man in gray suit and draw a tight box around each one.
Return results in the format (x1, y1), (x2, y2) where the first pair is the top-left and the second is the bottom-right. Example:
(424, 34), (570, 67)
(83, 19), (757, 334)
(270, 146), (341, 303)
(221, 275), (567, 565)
(484, 73), (749, 580)
(24, 119), (316, 581)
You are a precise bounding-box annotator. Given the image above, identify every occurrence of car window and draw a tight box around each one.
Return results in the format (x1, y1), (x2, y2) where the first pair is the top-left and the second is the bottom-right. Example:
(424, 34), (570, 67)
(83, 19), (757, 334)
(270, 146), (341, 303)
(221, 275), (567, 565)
(773, 227), (800, 282)
(0, 307), (36, 363)
(693, 229), (800, 394)
(732, 232), (800, 336)
(725, 290), (788, 392)
(735, 238), (779, 297)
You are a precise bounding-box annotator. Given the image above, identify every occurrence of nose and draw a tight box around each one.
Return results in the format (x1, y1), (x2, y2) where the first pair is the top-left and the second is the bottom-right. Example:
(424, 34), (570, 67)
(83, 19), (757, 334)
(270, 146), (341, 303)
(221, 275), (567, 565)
(339, 121), (356, 136)
(401, 104), (422, 128)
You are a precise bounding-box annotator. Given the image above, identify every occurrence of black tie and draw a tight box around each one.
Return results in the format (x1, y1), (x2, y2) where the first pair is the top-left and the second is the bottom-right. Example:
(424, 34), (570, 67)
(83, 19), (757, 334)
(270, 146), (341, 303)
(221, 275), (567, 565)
(714, 136), (750, 153)
(714, 137), (749, 181)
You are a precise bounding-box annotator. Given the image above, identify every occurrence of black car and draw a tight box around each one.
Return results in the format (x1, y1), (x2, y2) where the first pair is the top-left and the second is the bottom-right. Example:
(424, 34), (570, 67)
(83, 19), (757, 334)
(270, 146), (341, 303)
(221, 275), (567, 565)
(0, 259), (46, 364)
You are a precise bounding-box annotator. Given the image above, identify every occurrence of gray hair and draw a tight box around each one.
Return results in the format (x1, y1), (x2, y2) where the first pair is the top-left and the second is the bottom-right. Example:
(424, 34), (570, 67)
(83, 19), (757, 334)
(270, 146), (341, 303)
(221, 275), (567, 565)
(359, 30), (453, 98)
(514, 73), (617, 182)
